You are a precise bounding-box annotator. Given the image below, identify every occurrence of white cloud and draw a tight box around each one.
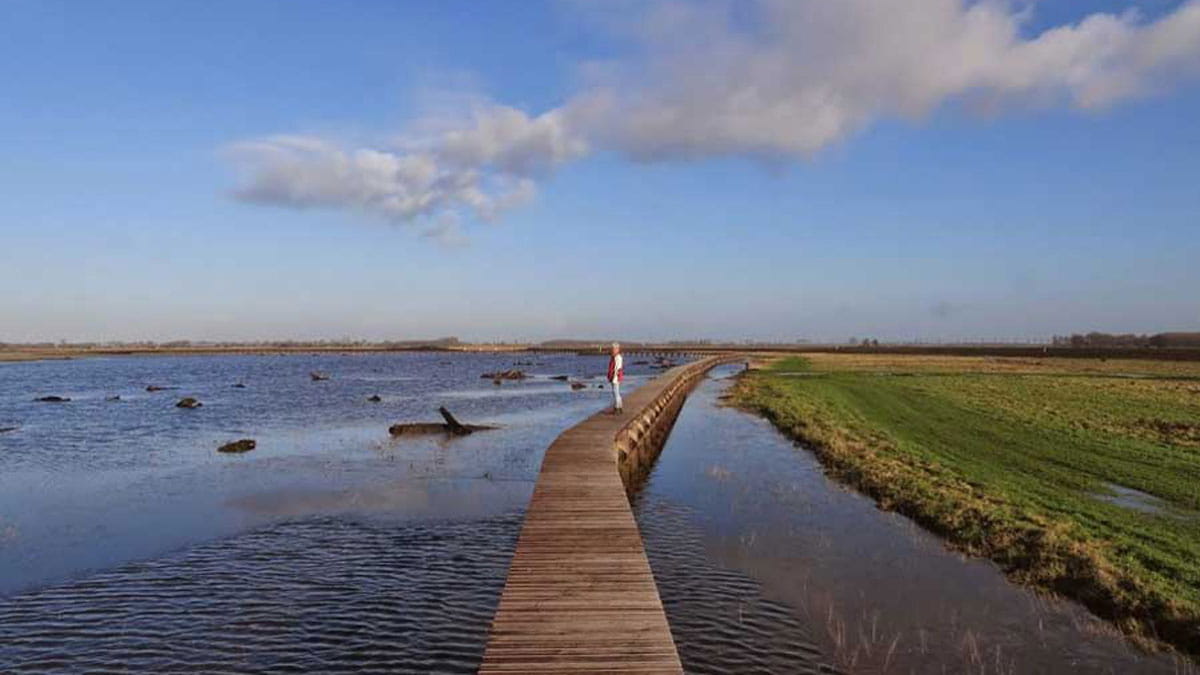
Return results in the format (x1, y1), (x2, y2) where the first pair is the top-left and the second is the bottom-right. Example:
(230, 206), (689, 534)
(589, 0), (1200, 159)
(227, 0), (1200, 237)
(227, 106), (583, 232)
(435, 106), (588, 174)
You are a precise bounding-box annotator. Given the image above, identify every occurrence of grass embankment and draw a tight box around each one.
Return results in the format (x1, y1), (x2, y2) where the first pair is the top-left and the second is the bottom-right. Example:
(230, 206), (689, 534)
(732, 353), (1200, 655)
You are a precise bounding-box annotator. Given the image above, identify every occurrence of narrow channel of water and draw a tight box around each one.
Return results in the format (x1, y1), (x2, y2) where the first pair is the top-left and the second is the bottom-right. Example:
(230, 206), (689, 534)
(634, 365), (1193, 674)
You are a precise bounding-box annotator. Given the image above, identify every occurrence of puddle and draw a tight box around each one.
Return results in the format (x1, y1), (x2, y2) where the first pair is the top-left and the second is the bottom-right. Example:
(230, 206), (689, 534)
(1093, 482), (1170, 515)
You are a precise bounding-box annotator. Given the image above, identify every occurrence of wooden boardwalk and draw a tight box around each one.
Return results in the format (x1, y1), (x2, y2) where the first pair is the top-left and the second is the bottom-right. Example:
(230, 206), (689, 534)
(480, 357), (731, 673)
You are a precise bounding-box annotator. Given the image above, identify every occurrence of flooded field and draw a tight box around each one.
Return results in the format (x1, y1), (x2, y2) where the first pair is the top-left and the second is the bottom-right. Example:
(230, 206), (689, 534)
(2, 354), (1193, 672)
(635, 365), (1193, 674)
(0, 351), (659, 671)
(0, 516), (519, 673)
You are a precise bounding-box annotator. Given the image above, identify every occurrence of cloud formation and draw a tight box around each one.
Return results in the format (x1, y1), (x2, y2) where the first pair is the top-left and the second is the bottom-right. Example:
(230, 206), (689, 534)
(228, 106), (584, 240)
(227, 0), (1200, 237)
(588, 0), (1200, 159)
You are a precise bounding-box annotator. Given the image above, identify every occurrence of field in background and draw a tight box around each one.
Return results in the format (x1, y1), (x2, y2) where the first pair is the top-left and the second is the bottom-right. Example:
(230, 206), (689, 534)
(733, 352), (1200, 657)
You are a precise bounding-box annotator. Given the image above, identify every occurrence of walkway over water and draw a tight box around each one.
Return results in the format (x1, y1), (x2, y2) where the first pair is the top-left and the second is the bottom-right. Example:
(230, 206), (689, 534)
(480, 356), (736, 673)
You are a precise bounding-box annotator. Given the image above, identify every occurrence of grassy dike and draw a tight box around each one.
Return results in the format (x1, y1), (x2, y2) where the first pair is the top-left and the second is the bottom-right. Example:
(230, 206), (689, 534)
(730, 354), (1200, 656)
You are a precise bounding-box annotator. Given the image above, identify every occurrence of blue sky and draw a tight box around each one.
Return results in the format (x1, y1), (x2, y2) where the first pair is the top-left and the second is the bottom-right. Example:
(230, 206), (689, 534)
(2, 0), (1198, 343)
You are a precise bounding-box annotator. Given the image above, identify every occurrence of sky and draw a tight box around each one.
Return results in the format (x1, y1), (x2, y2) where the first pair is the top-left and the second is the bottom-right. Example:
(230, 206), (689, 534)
(2, 0), (1198, 343)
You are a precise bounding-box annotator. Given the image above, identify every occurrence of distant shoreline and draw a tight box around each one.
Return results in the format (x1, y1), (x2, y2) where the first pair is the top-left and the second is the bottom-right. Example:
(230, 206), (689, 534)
(5, 343), (1200, 364)
(0, 345), (526, 363)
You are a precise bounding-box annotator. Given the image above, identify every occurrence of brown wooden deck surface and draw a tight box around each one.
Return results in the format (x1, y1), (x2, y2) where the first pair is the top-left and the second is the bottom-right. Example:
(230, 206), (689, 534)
(479, 359), (727, 673)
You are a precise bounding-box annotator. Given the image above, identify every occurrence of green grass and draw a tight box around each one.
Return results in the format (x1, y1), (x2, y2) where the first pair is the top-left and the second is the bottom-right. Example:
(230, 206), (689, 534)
(734, 354), (1200, 656)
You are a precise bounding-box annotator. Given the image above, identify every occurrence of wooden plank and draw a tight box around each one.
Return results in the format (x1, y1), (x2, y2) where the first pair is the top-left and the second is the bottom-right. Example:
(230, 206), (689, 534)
(480, 357), (731, 674)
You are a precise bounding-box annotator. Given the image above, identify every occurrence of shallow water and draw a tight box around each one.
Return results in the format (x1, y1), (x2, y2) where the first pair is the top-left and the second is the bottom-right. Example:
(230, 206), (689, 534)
(1093, 482), (1171, 515)
(0, 351), (659, 671)
(0, 516), (519, 673)
(635, 365), (1192, 674)
(3, 354), (1192, 673)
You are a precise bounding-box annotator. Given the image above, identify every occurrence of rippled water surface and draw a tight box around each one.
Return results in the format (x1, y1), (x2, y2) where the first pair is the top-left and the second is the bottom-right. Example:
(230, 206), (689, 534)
(0, 516), (518, 673)
(0, 351), (659, 672)
(635, 366), (1192, 674)
(4, 354), (1193, 673)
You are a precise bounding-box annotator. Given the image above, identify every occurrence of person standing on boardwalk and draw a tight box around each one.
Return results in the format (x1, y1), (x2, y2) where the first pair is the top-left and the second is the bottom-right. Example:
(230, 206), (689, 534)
(607, 342), (624, 413)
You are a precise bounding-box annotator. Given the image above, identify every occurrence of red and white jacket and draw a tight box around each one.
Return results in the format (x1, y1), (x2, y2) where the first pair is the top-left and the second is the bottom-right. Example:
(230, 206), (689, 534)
(607, 353), (624, 383)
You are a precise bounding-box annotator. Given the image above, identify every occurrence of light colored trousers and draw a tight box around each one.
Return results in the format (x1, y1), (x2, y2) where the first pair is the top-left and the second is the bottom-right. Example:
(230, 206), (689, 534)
(611, 380), (622, 410)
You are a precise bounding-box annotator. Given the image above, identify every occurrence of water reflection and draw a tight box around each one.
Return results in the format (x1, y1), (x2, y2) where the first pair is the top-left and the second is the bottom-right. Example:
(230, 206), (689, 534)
(0, 351), (685, 672)
(0, 351), (659, 596)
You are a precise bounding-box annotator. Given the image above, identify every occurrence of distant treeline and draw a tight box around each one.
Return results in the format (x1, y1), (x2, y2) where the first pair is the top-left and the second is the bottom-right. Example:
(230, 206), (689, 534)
(1050, 332), (1200, 348)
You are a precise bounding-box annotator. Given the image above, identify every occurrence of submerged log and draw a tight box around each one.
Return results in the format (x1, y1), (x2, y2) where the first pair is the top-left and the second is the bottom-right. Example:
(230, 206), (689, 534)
(218, 439), (256, 453)
(35, 396), (70, 402)
(389, 407), (499, 437)
(550, 375), (570, 381)
(0, 426), (17, 433)
(367, 394), (382, 402)
(388, 422), (457, 436)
